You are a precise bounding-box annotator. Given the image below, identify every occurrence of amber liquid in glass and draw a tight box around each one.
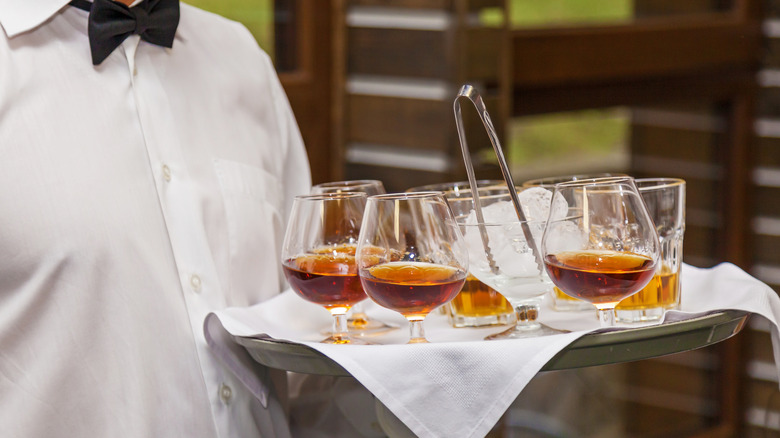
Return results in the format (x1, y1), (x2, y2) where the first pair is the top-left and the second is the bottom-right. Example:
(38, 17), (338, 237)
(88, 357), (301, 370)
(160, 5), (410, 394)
(553, 287), (579, 302)
(283, 250), (366, 310)
(615, 266), (679, 310)
(544, 250), (656, 305)
(361, 262), (466, 319)
(450, 275), (513, 318)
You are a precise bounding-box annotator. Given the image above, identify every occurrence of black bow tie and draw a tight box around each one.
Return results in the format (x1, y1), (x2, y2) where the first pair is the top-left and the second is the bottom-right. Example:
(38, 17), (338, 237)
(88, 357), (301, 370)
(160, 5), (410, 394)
(69, 0), (180, 65)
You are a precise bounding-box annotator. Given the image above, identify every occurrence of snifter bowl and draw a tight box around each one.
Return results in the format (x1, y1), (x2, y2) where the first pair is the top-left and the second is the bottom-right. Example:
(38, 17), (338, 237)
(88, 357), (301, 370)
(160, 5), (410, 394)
(541, 177), (661, 327)
(356, 192), (468, 343)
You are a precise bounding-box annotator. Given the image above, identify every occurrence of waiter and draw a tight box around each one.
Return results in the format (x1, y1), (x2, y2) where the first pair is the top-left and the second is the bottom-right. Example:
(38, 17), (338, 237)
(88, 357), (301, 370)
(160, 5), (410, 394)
(0, 0), (310, 436)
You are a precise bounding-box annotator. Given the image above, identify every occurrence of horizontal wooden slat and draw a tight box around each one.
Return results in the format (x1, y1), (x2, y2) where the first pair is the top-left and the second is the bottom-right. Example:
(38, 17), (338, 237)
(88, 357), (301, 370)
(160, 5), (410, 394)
(631, 125), (720, 163)
(746, 327), (776, 364)
(756, 87), (780, 118)
(754, 186), (780, 217)
(764, 39), (780, 70)
(345, 164), (450, 192)
(686, 179), (723, 212)
(348, 0), (452, 9)
(768, 4), (780, 18)
(685, 223), (719, 261)
(348, 28), (449, 78)
(347, 0), (503, 12)
(347, 94), (504, 151)
(464, 28), (503, 82)
(627, 359), (714, 397)
(756, 137), (780, 167)
(467, 0), (504, 10)
(629, 170), (721, 213)
(511, 69), (757, 116)
(745, 378), (779, 407)
(511, 15), (761, 87)
(348, 95), (452, 150)
(635, 0), (725, 17)
(743, 372), (780, 436)
(345, 163), (501, 193)
(752, 234), (780, 265)
(347, 0), (452, 10)
(623, 400), (710, 436)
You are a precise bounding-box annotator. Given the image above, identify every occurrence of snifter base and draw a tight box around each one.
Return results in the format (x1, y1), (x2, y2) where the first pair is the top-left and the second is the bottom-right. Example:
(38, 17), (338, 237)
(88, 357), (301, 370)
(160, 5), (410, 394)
(450, 312), (515, 328)
(347, 316), (399, 336)
(615, 307), (666, 323)
(485, 322), (568, 340)
(321, 335), (372, 345)
(551, 287), (595, 312)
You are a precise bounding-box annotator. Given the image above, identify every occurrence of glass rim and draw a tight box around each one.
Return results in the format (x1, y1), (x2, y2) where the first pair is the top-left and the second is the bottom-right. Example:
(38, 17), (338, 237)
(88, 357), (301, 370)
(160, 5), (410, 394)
(446, 187), (519, 202)
(456, 216), (546, 226)
(312, 179), (383, 188)
(367, 191), (445, 201)
(553, 176), (635, 189)
(635, 177), (686, 191)
(405, 180), (505, 193)
(523, 173), (628, 187)
(294, 192), (368, 201)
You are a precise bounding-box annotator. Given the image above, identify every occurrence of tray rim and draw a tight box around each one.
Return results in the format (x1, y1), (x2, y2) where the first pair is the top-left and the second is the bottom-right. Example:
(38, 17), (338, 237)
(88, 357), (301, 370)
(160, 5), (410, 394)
(234, 309), (751, 376)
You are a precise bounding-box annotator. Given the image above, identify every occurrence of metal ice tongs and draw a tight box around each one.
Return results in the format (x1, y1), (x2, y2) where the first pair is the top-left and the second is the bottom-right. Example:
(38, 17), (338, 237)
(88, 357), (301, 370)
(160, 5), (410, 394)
(453, 84), (544, 273)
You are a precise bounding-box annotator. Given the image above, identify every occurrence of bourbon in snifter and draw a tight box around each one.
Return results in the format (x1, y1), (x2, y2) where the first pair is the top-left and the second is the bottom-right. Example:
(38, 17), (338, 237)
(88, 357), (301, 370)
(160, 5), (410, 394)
(360, 261), (466, 320)
(544, 250), (656, 306)
(283, 249), (367, 310)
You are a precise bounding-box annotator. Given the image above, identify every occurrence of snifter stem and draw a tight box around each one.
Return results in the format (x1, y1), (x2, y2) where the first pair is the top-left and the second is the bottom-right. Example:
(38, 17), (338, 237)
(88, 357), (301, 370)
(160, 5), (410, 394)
(331, 313), (349, 343)
(408, 319), (428, 344)
(596, 307), (616, 327)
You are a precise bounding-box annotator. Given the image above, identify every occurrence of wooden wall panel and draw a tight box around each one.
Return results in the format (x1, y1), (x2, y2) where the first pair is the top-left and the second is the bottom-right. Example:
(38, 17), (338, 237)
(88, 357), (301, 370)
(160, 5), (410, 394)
(756, 89), (780, 119)
(345, 164), (450, 192)
(763, 38), (780, 69)
(630, 126), (719, 162)
(746, 326), (776, 363)
(348, 0), (452, 9)
(623, 400), (710, 436)
(754, 186), (780, 217)
(684, 223), (719, 265)
(512, 17), (761, 87)
(464, 28), (504, 82)
(634, 0), (726, 16)
(628, 360), (714, 396)
(756, 137), (780, 166)
(347, 96), (452, 150)
(753, 234), (780, 266)
(347, 28), (450, 79)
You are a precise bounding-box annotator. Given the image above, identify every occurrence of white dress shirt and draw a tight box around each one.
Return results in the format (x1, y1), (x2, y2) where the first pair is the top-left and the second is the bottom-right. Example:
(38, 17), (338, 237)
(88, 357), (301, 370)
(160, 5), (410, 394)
(0, 2), (311, 437)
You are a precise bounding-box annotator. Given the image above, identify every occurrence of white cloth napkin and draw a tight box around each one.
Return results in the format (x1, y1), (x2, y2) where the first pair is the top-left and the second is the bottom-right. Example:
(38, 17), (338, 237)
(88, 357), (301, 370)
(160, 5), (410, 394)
(204, 263), (780, 438)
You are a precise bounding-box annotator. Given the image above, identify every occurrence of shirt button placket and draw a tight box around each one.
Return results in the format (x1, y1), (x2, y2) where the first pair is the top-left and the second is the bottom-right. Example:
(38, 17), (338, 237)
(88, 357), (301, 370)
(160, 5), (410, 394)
(190, 274), (202, 293)
(219, 383), (233, 405)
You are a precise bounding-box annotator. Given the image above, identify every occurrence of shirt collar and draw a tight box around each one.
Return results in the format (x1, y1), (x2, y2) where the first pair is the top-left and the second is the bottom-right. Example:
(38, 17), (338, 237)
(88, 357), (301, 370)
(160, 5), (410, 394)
(0, 0), (74, 37)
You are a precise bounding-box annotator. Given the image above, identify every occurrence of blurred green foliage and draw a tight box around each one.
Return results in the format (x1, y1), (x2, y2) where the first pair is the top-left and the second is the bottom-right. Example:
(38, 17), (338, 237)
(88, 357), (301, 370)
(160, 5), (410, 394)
(510, 0), (633, 26)
(508, 110), (630, 165)
(185, 0), (274, 55)
(480, 0), (632, 27)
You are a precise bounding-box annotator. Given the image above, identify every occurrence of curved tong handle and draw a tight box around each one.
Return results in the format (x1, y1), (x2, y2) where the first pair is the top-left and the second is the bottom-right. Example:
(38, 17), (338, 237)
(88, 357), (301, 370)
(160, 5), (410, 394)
(453, 84), (544, 273)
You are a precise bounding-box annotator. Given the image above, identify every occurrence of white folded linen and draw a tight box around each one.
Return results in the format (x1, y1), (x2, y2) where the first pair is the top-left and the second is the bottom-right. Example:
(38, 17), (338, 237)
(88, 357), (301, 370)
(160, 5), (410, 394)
(204, 263), (780, 438)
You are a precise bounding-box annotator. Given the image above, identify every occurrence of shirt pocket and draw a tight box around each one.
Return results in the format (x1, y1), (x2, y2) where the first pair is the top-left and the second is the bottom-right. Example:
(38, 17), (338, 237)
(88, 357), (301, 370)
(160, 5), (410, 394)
(214, 158), (285, 305)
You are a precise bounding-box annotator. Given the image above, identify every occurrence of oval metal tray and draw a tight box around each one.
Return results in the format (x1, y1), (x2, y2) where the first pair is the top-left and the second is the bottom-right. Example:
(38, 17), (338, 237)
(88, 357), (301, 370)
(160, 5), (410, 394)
(234, 309), (750, 376)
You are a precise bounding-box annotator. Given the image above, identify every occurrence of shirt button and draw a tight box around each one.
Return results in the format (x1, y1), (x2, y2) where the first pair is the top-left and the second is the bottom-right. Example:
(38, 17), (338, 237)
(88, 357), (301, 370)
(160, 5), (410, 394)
(190, 274), (202, 292)
(219, 384), (232, 404)
(162, 164), (171, 181)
